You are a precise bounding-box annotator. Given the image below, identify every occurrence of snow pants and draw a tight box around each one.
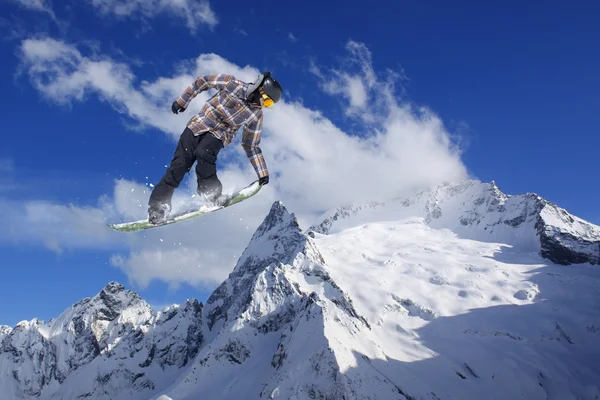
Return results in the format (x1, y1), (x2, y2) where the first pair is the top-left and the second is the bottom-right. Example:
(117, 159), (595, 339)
(148, 128), (224, 209)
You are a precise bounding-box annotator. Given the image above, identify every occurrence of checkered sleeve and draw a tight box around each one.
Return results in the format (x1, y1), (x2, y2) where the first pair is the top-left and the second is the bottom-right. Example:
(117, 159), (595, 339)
(241, 114), (269, 178)
(176, 74), (236, 109)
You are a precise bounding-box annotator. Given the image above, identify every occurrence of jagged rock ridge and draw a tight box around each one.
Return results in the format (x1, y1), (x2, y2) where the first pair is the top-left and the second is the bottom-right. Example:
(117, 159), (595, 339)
(0, 282), (203, 399)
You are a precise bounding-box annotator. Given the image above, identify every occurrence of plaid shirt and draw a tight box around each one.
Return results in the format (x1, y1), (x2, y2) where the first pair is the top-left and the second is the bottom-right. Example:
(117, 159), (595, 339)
(176, 73), (268, 178)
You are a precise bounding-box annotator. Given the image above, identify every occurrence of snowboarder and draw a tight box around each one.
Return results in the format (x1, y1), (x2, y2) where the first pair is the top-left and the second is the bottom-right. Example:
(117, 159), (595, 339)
(147, 72), (283, 224)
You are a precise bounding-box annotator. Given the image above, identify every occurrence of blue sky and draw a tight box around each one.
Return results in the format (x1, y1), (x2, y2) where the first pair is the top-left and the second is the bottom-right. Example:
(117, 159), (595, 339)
(0, 0), (598, 327)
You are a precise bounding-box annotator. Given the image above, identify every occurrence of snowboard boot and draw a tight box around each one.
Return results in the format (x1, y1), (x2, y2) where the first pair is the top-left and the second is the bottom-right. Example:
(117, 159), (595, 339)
(148, 203), (170, 224)
(201, 190), (230, 208)
(148, 183), (175, 224)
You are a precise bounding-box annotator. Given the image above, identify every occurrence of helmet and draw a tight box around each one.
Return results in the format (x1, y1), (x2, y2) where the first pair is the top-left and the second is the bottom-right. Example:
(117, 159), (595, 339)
(247, 71), (282, 104)
(260, 72), (282, 104)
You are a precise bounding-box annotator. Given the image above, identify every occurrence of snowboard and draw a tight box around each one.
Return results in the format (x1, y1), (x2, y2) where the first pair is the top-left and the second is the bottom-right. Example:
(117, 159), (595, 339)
(107, 180), (263, 232)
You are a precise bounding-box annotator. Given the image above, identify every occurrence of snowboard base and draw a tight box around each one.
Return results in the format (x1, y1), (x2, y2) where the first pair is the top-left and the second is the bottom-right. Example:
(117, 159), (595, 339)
(107, 180), (262, 232)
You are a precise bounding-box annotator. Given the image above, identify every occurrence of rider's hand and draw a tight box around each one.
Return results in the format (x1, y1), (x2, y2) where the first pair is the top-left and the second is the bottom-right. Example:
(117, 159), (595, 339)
(259, 176), (269, 186)
(171, 101), (185, 114)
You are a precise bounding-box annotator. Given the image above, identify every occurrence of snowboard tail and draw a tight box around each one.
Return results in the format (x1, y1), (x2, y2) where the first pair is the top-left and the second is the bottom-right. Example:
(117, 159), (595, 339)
(108, 180), (262, 232)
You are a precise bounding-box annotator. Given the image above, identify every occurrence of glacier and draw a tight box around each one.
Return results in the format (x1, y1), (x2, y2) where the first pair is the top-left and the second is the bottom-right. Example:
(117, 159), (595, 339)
(1, 179), (599, 399)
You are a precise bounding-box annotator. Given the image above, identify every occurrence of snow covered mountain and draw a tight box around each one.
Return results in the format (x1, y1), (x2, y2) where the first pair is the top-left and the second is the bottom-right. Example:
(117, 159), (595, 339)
(0, 282), (203, 399)
(309, 180), (600, 266)
(2, 180), (599, 399)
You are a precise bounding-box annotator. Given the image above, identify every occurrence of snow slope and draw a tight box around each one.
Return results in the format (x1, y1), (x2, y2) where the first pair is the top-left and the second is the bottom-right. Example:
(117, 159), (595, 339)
(309, 180), (600, 265)
(2, 180), (599, 399)
(313, 218), (600, 399)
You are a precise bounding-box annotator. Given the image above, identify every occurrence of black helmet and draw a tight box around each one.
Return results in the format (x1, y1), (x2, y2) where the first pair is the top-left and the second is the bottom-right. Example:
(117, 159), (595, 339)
(260, 72), (282, 104)
(247, 71), (282, 104)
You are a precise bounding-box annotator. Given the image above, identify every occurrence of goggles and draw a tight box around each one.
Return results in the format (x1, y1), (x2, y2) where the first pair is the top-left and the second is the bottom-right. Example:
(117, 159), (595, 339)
(259, 88), (275, 108)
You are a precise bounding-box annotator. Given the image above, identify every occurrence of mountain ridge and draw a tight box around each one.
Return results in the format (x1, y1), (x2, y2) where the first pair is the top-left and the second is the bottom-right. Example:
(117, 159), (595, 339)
(309, 179), (600, 266)
(0, 280), (203, 399)
(2, 179), (599, 399)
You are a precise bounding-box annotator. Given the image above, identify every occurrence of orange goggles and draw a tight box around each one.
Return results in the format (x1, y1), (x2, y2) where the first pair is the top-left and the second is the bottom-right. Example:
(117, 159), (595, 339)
(259, 88), (275, 108)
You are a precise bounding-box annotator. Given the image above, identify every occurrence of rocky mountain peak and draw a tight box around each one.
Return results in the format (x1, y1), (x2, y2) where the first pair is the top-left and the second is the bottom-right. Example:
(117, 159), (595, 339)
(231, 201), (305, 275)
(201, 200), (338, 339)
(94, 281), (144, 322)
(252, 201), (300, 239)
(0, 325), (11, 339)
(101, 281), (125, 295)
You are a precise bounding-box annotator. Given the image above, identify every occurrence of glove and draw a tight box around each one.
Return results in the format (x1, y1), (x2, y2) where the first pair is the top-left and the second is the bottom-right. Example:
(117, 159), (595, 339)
(259, 175), (269, 186)
(171, 101), (185, 114)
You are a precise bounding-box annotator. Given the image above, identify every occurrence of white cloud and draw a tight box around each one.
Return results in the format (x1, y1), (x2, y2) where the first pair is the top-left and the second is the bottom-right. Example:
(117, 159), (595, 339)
(311, 40), (405, 123)
(321, 72), (367, 108)
(15, 36), (470, 289)
(10, 0), (56, 18)
(346, 76), (367, 107)
(288, 32), (298, 42)
(110, 246), (226, 290)
(88, 0), (218, 31)
(0, 198), (119, 254)
(8, 0), (67, 31)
